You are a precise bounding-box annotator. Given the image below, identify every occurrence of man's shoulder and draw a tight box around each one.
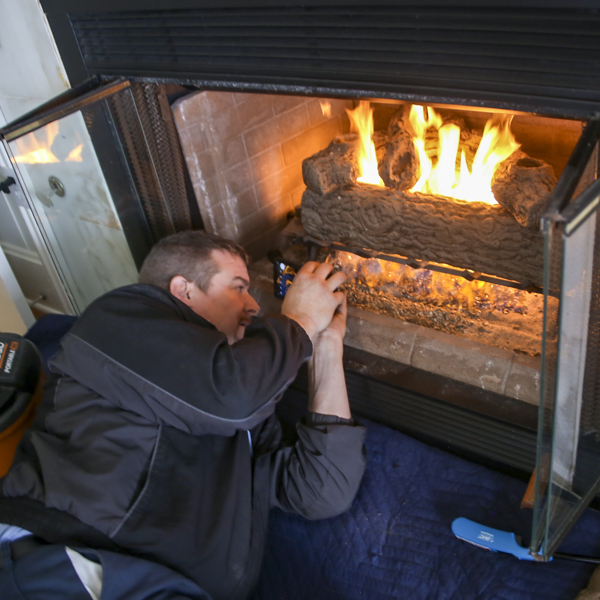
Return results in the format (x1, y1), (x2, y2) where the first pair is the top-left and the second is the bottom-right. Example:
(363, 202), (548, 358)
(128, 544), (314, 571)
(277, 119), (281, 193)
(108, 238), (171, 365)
(79, 284), (203, 326)
(90, 283), (177, 311)
(57, 284), (217, 363)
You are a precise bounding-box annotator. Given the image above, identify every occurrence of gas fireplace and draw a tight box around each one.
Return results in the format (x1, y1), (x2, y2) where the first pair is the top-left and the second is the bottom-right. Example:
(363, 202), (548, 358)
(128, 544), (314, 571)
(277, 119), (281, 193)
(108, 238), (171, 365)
(2, 0), (599, 560)
(168, 89), (585, 413)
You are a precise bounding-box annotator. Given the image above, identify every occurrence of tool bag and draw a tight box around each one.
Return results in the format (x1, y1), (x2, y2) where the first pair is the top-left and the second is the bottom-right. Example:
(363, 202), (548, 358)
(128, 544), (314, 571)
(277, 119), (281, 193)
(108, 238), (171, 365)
(0, 333), (42, 476)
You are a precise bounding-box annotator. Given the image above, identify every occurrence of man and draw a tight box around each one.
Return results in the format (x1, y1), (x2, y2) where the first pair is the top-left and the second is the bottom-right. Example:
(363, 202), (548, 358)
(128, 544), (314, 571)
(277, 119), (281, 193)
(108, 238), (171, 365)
(0, 231), (365, 599)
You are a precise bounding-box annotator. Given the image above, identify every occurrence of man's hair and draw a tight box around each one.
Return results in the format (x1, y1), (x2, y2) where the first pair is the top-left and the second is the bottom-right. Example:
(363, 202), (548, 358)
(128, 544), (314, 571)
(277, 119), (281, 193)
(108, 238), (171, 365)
(139, 230), (249, 292)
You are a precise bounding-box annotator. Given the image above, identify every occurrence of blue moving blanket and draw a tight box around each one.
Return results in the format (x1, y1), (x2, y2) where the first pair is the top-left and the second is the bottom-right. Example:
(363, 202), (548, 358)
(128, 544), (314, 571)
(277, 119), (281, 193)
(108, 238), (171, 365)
(252, 416), (600, 600)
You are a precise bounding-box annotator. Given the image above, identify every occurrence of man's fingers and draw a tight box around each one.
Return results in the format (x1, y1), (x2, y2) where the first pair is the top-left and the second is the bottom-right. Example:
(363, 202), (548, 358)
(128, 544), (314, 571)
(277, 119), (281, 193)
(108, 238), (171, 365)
(327, 271), (347, 291)
(297, 261), (320, 274)
(283, 260), (348, 339)
(333, 290), (347, 308)
(296, 261), (345, 286)
(295, 261), (345, 291)
(313, 262), (334, 279)
(306, 262), (346, 289)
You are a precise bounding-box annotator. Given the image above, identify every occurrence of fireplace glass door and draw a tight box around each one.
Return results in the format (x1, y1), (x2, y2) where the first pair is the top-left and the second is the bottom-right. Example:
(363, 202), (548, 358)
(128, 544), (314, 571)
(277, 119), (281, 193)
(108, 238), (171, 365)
(0, 78), (153, 314)
(532, 118), (600, 559)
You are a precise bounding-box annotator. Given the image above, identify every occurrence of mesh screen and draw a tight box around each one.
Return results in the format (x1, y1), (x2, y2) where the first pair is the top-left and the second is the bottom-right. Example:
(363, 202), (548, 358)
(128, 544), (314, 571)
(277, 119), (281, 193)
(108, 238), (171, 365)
(106, 83), (192, 241)
(130, 83), (193, 234)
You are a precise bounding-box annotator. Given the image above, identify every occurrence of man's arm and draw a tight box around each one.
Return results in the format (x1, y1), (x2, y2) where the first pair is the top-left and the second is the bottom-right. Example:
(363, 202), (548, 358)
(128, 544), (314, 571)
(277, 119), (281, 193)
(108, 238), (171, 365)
(269, 296), (366, 519)
(308, 297), (351, 419)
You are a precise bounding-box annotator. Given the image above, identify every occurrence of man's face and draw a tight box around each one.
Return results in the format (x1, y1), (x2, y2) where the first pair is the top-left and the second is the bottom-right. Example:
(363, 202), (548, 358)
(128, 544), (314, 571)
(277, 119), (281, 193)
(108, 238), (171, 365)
(185, 250), (260, 344)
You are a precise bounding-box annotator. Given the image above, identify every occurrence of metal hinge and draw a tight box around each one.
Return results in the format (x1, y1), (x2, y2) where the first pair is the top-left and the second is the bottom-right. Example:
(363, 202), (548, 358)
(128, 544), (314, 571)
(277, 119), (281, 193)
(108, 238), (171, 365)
(0, 175), (16, 194)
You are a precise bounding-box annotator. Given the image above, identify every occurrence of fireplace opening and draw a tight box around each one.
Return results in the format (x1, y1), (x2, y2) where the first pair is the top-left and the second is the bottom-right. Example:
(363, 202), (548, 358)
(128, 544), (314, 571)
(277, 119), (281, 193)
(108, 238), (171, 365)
(170, 89), (585, 411)
(321, 248), (546, 357)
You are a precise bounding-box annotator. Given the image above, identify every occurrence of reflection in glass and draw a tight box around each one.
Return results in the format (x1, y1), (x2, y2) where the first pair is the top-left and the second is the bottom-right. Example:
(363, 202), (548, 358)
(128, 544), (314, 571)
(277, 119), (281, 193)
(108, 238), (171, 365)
(8, 108), (138, 313)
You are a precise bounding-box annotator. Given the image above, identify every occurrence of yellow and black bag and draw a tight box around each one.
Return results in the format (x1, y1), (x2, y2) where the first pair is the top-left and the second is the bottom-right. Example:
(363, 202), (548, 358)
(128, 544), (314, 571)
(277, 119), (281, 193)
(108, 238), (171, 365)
(0, 334), (42, 477)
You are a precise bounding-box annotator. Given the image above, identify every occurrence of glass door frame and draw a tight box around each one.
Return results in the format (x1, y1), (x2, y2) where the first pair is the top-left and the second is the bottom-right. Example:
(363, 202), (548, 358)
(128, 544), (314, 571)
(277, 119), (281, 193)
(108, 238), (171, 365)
(0, 76), (154, 269)
(0, 77), (156, 313)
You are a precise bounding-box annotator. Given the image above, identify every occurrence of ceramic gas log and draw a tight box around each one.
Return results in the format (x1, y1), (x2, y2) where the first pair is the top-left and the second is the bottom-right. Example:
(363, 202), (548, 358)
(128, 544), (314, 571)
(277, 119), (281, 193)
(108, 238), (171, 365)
(300, 102), (559, 289)
(301, 184), (545, 288)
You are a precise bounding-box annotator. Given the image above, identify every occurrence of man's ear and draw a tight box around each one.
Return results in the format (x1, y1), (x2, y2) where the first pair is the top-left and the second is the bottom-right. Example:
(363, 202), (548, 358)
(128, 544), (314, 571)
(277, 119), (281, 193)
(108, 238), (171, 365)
(169, 275), (193, 305)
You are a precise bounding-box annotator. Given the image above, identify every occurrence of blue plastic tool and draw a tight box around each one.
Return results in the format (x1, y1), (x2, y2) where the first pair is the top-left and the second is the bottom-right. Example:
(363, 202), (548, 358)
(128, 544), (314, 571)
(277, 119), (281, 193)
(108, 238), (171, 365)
(451, 517), (537, 561)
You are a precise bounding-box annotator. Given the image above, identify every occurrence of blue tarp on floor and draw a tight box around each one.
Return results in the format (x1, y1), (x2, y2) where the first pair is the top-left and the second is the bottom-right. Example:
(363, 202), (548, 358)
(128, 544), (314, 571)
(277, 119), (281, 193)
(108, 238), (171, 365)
(253, 416), (600, 600)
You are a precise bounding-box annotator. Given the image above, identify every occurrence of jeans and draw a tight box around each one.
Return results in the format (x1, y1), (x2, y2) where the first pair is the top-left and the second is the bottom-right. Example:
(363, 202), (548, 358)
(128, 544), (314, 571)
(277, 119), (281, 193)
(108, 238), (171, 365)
(0, 538), (212, 600)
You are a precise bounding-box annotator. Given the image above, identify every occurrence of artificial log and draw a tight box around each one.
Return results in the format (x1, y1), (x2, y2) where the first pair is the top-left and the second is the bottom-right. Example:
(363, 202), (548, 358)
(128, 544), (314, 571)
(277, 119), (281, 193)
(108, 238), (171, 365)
(302, 139), (357, 195)
(380, 109), (419, 190)
(492, 149), (557, 230)
(303, 125), (555, 233)
(301, 185), (545, 287)
(379, 127), (418, 190)
(373, 130), (389, 164)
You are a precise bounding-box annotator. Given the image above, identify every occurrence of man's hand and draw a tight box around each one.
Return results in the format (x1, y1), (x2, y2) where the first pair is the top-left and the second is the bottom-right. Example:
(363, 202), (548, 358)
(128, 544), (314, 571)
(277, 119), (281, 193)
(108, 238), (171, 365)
(281, 261), (346, 343)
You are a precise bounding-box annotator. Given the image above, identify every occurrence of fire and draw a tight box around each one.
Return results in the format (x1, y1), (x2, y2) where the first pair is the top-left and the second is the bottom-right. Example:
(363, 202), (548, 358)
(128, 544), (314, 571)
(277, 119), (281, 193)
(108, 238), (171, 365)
(346, 101), (384, 186)
(13, 122), (84, 165)
(409, 105), (520, 204)
(66, 144), (83, 162)
(319, 100), (332, 118)
(408, 106), (442, 192)
(14, 148), (59, 164)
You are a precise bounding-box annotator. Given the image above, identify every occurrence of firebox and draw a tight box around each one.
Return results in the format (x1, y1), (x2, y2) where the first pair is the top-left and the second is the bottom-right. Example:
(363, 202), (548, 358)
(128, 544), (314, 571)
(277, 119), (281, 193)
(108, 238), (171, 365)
(1, 0), (599, 561)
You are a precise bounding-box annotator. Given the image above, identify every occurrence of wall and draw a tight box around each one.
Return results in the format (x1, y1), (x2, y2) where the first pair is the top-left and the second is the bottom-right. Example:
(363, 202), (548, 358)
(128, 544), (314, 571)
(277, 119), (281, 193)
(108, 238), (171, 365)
(173, 91), (351, 259)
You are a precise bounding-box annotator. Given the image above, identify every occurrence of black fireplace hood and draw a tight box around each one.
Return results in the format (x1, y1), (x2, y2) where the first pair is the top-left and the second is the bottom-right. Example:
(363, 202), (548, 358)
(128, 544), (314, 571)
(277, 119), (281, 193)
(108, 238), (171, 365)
(42, 0), (600, 119)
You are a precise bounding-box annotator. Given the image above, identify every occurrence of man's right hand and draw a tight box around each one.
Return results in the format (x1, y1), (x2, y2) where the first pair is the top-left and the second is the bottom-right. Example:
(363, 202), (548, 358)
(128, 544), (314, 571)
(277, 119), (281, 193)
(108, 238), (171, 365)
(281, 261), (346, 343)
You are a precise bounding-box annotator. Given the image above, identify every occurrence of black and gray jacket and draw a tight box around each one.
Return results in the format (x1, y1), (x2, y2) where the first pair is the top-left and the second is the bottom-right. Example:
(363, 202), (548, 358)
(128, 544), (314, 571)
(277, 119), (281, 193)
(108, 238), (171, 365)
(0, 284), (366, 600)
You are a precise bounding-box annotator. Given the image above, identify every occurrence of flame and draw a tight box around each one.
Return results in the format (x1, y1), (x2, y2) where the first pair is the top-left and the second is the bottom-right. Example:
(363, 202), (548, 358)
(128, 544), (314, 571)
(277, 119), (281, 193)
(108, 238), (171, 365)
(409, 105), (520, 204)
(319, 100), (332, 118)
(409, 106), (442, 192)
(12, 122), (84, 165)
(14, 122), (60, 164)
(66, 144), (83, 162)
(14, 149), (59, 164)
(346, 101), (384, 186)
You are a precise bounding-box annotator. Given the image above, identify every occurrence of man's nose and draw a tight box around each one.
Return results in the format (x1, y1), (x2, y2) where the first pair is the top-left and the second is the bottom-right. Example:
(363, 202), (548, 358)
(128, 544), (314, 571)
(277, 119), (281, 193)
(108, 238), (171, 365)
(245, 293), (260, 316)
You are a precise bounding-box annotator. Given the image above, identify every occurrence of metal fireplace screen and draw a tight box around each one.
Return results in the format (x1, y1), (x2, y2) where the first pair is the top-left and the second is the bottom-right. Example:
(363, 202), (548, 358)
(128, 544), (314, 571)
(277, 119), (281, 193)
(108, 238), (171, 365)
(107, 82), (194, 240)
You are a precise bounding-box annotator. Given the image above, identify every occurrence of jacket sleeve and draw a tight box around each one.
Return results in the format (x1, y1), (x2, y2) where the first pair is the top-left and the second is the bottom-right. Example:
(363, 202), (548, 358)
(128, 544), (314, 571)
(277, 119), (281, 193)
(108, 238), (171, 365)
(269, 413), (366, 519)
(48, 286), (312, 437)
